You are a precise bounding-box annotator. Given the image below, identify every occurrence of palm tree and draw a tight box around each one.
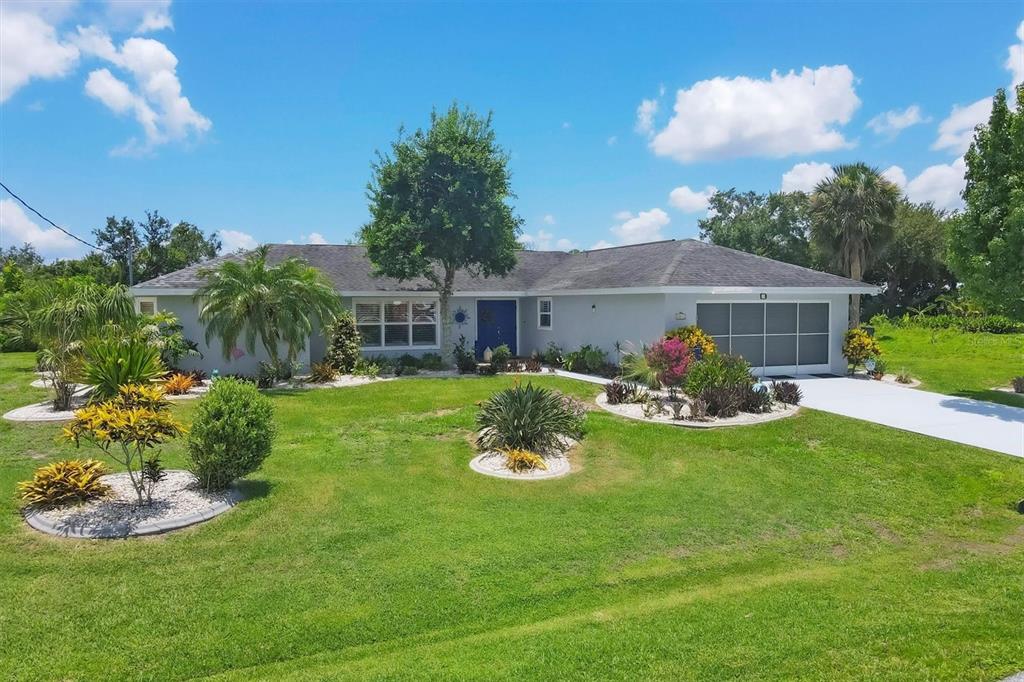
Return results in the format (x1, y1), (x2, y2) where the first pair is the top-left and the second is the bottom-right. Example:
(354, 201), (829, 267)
(195, 245), (341, 368)
(810, 163), (900, 327)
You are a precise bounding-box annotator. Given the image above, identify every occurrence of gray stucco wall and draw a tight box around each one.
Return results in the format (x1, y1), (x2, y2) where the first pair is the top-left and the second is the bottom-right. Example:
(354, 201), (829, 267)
(519, 294), (667, 359)
(150, 295), (310, 376)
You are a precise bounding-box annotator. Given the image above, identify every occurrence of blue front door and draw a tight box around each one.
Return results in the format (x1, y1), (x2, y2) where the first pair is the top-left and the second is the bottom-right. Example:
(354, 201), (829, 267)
(476, 300), (517, 357)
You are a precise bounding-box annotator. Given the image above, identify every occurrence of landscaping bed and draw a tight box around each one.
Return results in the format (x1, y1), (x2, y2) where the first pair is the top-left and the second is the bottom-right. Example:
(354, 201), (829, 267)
(595, 392), (797, 428)
(23, 470), (242, 539)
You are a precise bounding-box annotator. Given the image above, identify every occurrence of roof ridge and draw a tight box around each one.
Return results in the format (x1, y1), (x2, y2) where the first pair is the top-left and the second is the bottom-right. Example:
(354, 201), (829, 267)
(691, 240), (863, 286)
(657, 241), (690, 286)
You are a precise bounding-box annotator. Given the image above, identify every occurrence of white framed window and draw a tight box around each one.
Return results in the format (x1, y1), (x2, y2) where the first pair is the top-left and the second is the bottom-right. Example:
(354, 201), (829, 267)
(136, 297), (157, 315)
(354, 299), (439, 350)
(538, 297), (553, 330)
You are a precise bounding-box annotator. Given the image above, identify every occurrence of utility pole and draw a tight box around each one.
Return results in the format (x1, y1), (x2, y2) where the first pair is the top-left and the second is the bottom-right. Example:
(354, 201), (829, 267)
(127, 239), (134, 287)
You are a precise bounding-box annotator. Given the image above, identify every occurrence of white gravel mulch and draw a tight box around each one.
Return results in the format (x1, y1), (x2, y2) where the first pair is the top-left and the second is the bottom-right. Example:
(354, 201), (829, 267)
(23, 470), (241, 539)
(849, 372), (921, 389)
(3, 392), (91, 423)
(595, 392), (798, 428)
(469, 450), (571, 480)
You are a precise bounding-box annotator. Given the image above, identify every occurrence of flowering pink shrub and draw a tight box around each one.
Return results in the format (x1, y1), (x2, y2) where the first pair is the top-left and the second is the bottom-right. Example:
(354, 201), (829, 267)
(645, 337), (693, 387)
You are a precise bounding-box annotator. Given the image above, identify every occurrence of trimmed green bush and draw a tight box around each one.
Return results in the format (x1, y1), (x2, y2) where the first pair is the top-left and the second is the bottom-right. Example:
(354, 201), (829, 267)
(326, 311), (361, 373)
(186, 378), (276, 491)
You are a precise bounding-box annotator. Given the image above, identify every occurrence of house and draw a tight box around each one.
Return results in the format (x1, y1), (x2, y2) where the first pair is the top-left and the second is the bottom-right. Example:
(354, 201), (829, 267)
(130, 239), (877, 377)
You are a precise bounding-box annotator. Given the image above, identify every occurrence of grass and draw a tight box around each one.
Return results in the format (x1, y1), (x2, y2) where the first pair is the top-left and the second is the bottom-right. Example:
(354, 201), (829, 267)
(871, 320), (1024, 407)
(1, 350), (1023, 680)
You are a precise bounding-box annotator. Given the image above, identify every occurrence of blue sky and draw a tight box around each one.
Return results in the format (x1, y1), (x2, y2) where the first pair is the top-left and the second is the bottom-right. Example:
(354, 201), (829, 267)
(1, 1), (1022, 260)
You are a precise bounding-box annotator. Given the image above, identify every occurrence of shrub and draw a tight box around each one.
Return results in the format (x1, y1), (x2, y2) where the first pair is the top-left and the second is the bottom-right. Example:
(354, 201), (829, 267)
(82, 337), (166, 402)
(771, 381), (803, 405)
(163, 372), (196, 395)
(645, 337), (693, 387)
(684, 353), (753, 397)
(353, 358), (380, 378)
(665, 325), (716, 357)
(541, 342), (564, 367)
(63, 384), (184, 505)
(1013, 376), (1024, 393)
(688, 396), (709, 421)
(881, 313), (1024, 334)
(257, 358), (299, 388)
(605, 380), (636, 405)
(490, 344), (512, 369)
(563, 345), (607, 374)
(394, 363), (419, 376)
(136, 312), (201, 369)
(503, 448), (547, 473)
(454, 335), (478, 374)
(476, 383), (585, 455)
(842, 327), (882, 372)
(620, 349), (659, 389)
(325, 311), (361, 373)
(896, 370), (913, 384)
(188, 369), (208, 383)
(308, 361), (338, 383)
(419, 353), (445, 370)
(520, 358), (542, 372)
(186, 378), (276, 491)
(700, 385), (744, 418)
(641, 395), (664, 418)
(17, 459), (111, 507)
(476, 362), (498, 376)
(741, 385), (773, 413)
(870, 357), (888, 379)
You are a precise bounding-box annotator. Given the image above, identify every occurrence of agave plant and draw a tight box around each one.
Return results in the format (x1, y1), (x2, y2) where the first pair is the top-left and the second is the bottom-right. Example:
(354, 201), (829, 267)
(82, 337), (166, 401)
(476, 382), (585, 455)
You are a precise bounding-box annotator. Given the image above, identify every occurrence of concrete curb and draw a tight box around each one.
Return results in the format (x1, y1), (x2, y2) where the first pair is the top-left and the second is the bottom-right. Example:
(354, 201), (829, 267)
(23, 485), (245, 539)
(469, 452), (571, 480)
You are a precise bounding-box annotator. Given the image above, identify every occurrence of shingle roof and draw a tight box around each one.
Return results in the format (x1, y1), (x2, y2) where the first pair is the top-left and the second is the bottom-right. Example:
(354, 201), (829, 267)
(132, 239), (873, 292)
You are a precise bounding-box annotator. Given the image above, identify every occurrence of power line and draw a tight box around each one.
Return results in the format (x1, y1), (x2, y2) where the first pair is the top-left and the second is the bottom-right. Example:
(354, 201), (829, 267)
(0, 180), (103, 253)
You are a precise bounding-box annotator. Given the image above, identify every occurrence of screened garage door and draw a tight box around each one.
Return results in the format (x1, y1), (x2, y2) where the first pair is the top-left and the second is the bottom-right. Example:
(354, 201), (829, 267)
(696, 302), (830, 376)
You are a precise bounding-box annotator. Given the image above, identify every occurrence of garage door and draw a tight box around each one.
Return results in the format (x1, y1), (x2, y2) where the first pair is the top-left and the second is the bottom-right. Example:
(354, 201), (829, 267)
(696, 302), (830, 376)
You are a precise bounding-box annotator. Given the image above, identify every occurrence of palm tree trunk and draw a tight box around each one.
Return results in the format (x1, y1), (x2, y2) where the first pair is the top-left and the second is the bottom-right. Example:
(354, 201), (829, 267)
(849, 251), (863, 328)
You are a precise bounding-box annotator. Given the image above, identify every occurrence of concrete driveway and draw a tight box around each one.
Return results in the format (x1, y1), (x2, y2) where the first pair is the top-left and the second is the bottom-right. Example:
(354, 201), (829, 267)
(793, 376), (1024, 458)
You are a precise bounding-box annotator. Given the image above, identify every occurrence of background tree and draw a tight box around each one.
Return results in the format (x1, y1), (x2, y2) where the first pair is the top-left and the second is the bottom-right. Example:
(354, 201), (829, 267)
(195, 245), (341, 367)
(93, 216), (140, 285)
(948, 86), (1024, 320)
(164, 221), (221, 273)
(699, 189), (814, 268)
(810, 163), (900, 327)
(1, 243), (44, 271)
(864, 201), (957, 317)
(361, 103), (522, 359)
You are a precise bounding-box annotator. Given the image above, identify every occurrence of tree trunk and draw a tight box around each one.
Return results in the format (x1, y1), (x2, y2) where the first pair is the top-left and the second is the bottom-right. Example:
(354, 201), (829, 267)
(849, 250), (863, 328)
(439, 268), (456, 363)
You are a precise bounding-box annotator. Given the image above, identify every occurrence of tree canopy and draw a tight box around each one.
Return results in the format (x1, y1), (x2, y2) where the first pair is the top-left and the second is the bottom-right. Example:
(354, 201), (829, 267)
(93, 211), (221, 285)
(698, 189), (815, 268)
(361, 103), (522, 356)
(948, 86), (1024, 320)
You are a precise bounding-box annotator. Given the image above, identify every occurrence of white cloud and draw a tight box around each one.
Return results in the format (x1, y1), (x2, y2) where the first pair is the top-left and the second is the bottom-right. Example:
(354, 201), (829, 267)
(606, 135), (618, 146)
(905, 157), (967, 210)
(219, 229), (257, 252)
(77, 30), (212, 154)
(0, 199), (86, 260)
(881, 165), (908, 189)
(303, 232), (327, 245)
(867, 105), (928, 137)
(781, 161), (833, 193)
(105, 0), (174, 33)
(561, 121), (571, 129)
(608, 208), (671, 245)
(668, 185), (716, 213)
(0, 6), (80, 102)
(1008, 20), (1024, 89)
(542, 214), (556, 225)
(520, 229), (576, 251)
(932, 97), (991, 155)
(635, 98), (658, 135)
(591, 240), (615, 250)
(932, 22), (1024, 155)
(648, 65), (860, 163)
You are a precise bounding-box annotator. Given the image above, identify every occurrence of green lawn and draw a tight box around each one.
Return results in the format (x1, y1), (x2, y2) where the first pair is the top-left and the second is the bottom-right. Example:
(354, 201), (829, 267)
(871, 320), (1024, 407)
(1, 351), (1023, 680)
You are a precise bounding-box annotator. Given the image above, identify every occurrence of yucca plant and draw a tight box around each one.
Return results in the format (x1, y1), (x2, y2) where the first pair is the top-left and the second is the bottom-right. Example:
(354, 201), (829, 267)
(82, 337), (165, 401)
(17, 459), (111, 507)
(476, 383), (585, 455)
